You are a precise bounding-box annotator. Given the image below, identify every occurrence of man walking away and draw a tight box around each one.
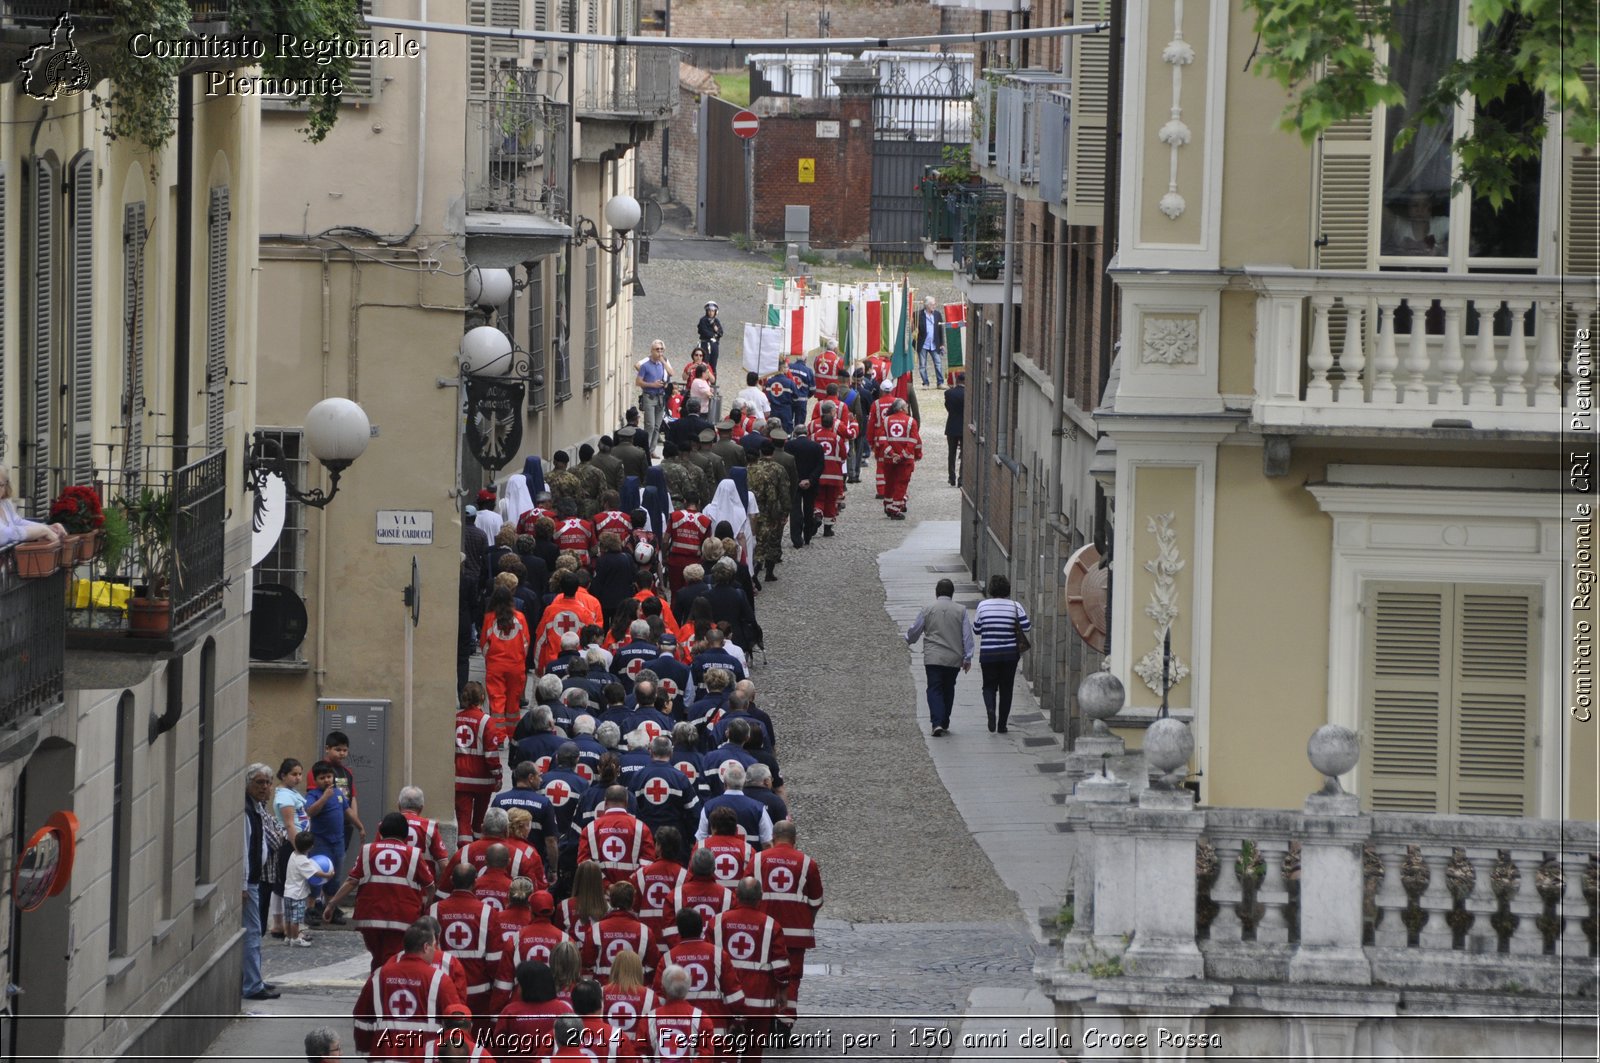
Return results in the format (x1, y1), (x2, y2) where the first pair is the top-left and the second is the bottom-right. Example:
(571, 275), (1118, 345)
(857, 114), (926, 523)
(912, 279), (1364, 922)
(944, 371), (965, 486)
(904, 579), (974, 735)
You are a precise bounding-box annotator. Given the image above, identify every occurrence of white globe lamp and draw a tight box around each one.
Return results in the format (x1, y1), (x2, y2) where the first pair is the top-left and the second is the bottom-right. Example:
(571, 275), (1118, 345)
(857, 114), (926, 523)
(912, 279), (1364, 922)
(465, 267), (514, 310)
(460, 325), (515, 377)
(603, 194), (642, 233)
(303, 397), (371, 472)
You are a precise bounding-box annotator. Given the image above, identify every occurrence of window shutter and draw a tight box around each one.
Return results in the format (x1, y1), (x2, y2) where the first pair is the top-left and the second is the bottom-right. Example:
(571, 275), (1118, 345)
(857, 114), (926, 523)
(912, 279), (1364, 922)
(0, 166), (7, 463)
(1449, 587), (1537, 817)
(469, 0), (490, 94)
(69, 151), (94, 483)
(471, 0), (522, 95)
(527, 260), (547, 412)
(584, 0), (597, 34)
(346, 0), (376, 99)
(492, 0), (522, 69)
(1065, 0), (1110, 226)
(1561, 69), (1599, 277)
(205, 186), (230, 452)
(1314, 110), (1379, 271)
(531, 0), (548, 32)
(123, 202), (147, 478)
(30, 156), (55, 508)
(1362, 582), (1447, 813)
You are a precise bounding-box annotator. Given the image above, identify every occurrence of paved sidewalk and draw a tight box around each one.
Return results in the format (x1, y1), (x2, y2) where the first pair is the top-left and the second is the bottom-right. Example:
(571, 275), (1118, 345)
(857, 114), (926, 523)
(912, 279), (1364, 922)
(880, 519), (1077, 942)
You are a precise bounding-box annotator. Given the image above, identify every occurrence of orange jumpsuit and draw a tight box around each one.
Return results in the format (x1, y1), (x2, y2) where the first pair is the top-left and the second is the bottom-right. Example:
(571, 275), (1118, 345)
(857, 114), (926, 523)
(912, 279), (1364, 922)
(479, 610), (531, 733)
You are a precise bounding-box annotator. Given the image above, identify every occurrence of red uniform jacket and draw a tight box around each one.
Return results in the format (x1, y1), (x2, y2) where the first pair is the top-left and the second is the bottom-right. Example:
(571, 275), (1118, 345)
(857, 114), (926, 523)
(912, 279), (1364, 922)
(601, 985), (657, 1048)
(577, 807), (656, 884)
(812, 350), (844, 391)
(710, 906), (791, 1015)
(751, 844), (824, 949)
(480, 612), (532, 672)
(584, 911), (660, 982)
(553, 898), (600, 946)
(491, 998), (574, 1063)
(555, 517), (597, 564)
(429, 890), (496, 1007)
(593, 510), (633, 544)
(455, 709), (505, 791)
(696, 836), (754, 888)
(489, 918), (573, 1013)
(629, 589), (679, 632)
(454, 837), (547, 891)
(878, 411), (922, 464)
(348, 840), (435, 932)
(642, 1000), (716, 1062)
(353, 952), (465, 1059)
(490, 904), (535, 957)
(517, 506), (555, 535)
(404, 812), (454, 880)
(574, 1015), (626, 1062)
(536, 594), (605, 669)
(866, 394), (898, 453)
(473, 866), (514, 912)
(632, 859), (686, 938)
(671, 873), (734, 926)
(666, 510), (712, 562)
(811, 424), (850, 487)
(655, 939), (746, 1023)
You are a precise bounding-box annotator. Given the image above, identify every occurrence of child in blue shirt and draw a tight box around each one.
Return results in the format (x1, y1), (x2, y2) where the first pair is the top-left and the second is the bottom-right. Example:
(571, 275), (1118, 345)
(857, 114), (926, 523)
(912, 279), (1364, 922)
(304, 761), (347, 923)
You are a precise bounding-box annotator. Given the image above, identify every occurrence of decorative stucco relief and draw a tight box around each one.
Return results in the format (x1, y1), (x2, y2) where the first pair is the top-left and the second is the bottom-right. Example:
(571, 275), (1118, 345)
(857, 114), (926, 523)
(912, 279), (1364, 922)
(1134, 511), (1190, 696)
(1157, 0), (1195, 220)
(1141, 316), (1199, 366)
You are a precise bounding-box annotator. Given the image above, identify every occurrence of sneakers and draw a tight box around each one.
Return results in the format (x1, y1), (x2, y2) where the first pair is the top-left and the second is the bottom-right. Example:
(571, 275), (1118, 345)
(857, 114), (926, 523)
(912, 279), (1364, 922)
(932, 726), (946, 737)
(287, 933), (313, 947)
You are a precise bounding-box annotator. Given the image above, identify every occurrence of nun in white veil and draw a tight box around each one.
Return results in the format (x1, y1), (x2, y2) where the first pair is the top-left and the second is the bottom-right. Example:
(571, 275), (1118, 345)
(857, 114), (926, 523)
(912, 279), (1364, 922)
(498, 459), (536, 529)
(702, 476), (758, 568)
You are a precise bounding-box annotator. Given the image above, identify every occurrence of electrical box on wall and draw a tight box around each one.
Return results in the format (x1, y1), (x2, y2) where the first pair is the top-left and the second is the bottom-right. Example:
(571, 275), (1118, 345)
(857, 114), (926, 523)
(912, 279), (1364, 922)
(317, 698), (390, 825)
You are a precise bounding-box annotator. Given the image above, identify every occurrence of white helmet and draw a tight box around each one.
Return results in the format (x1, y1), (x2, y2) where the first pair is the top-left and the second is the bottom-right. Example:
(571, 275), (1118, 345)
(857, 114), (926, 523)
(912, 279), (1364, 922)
(634, 541), (656, 564)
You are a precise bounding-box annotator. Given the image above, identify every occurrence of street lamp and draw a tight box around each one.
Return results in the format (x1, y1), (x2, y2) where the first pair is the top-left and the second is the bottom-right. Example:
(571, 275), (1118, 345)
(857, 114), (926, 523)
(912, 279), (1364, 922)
(571, 193), (642, 255)
(245, 397), (371, 509)
(465, 267), (515, 309)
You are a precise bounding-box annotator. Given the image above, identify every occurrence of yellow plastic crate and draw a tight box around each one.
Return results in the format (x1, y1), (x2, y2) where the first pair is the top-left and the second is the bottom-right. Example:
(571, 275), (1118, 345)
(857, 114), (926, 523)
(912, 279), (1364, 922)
(71, 578), (132, 614)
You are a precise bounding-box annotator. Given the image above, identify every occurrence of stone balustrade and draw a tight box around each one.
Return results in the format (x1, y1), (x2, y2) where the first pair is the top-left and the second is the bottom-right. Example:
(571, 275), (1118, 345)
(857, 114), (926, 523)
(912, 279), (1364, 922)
(1247, 266), (1596, 434)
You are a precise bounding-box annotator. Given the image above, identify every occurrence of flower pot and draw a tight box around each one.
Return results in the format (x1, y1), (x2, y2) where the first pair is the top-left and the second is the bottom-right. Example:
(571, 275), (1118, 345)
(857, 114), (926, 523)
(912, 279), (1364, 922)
(78, 530), (102, 564)
(128, 598), (172, 639)
(14, 540), (63, 578)
(62, 534), (88, 565)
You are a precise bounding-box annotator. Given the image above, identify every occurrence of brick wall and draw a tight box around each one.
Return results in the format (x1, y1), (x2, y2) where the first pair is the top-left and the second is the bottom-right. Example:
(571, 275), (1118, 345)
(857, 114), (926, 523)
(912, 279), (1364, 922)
(752, 94), (873, 247)
(668, 0), (947, 42)
(662, 86), (702, 206)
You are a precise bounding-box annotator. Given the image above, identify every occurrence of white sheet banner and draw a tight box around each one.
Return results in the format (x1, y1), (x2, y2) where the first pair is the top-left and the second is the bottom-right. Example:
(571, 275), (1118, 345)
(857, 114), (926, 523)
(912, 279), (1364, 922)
(742, 323), (784, 375)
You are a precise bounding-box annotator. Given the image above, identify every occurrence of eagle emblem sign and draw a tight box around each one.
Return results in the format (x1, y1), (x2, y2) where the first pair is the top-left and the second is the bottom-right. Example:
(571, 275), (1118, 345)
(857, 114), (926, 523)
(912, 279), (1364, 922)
(465, 377), (525, 471)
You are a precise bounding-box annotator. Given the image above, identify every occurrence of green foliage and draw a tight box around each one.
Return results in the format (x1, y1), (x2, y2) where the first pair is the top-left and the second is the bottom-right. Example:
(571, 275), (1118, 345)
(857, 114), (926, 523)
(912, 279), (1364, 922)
(105, 0), (189, 156)
(236, 0), (362, 143)
(1243, 0), (1599, 206)
(99, 504), (133, 577)
(119, 486), (175, 597)
(930, 144), (974, 184)
(1068, 941), (1128, 979)
(713, 71), (750, 107)
(1055, 901), (1076, 935)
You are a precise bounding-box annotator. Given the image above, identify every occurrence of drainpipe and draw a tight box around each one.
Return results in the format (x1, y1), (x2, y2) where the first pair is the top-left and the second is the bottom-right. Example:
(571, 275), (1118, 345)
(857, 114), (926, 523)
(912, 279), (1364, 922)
(314, 252), (332, 697)
(174, 75), (194, 458)
(1051, 214), (1068, 518)
(997, 191), (1015, 468)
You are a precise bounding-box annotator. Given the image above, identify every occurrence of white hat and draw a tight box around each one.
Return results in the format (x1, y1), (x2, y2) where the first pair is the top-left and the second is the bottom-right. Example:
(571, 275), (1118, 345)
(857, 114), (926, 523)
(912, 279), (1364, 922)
(705, 301), (718, 311)
(634, 542), (656, 564)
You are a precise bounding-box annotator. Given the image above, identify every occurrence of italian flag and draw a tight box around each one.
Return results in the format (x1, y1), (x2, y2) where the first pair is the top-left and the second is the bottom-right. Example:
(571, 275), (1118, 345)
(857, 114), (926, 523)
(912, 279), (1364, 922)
(944, 302), (966, 370)
(889, 279), (913, 380)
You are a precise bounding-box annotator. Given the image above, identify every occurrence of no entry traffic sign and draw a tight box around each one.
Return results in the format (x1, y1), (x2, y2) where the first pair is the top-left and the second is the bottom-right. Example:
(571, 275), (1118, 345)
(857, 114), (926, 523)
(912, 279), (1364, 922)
(732, 109), (759, 139)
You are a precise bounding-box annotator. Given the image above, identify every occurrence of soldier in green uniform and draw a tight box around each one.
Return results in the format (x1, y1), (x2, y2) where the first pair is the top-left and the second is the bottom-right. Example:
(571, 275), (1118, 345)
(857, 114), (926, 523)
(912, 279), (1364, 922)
(712, 420), (747, 470)
(545, 450), (585, 510)
(573, 444), (610, 517)
(592, 436), (626, 489)
(660, 443), (708, 508)
(693, 429), (727, 490)
(748, 442), (790, 582)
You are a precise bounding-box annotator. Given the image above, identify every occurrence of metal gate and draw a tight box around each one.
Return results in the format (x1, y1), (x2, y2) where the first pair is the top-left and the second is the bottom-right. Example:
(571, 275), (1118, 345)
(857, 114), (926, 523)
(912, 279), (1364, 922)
(870, 60), (972, 264)
(699, 95), (749, 238)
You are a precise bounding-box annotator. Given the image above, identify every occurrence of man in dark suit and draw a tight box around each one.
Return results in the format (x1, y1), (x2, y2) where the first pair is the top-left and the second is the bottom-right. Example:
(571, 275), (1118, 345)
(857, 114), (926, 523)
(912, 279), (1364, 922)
(914, 296), (946, 388)
(784, 426), (824, 547)
(705, 565), (759, 653)
(944, 371), (965, 486)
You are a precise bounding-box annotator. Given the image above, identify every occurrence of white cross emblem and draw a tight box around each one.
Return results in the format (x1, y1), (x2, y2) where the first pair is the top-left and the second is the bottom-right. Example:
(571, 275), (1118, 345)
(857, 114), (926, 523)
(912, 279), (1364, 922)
(767, 865), (795, 893)
(600, 835), (627, 862)
(692, 901), (717, 920)
(444, 920), (474, 951)
(575, 763), (595, 782)
(526, 941), (551, 962)
(675, 761), (698, 783)
(726, 930), (756, 961)
(535, 756), (552, 774)
(545, 780), (572, 804)
(714, 853), (739, 881)
(658, 1028), (691, 1059)
(374, 848), (404, 877)
(387, 988), (418, 1018)
(888, 419), (907, 438)
(455, 723), (476, 751)
(627, 657), (647, 677)
(660, 679), (679, 698)
(605, 937), (630, 963)
(481, 896), (504, 911)
(552, 611), (582, 635)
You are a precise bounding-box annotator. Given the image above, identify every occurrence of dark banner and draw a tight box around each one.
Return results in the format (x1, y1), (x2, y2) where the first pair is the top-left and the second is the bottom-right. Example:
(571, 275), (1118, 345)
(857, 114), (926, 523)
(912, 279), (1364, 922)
(465, 377), (525, 471)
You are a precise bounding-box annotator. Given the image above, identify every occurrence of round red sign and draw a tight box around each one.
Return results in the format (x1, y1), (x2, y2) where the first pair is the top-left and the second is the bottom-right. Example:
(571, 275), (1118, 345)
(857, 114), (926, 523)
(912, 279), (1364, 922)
(732, 110), (759, 139)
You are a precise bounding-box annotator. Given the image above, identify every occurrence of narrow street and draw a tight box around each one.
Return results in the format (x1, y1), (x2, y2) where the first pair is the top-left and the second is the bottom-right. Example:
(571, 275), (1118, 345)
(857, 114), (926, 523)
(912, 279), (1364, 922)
(204, 229), (1072, 1061)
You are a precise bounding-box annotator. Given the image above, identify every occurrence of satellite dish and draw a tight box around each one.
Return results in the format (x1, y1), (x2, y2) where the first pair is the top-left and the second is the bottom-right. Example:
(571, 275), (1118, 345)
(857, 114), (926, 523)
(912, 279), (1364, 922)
(250, 583), (309, 661)
(250, 472), (287, 567)
(1064, 543), (1109, 653)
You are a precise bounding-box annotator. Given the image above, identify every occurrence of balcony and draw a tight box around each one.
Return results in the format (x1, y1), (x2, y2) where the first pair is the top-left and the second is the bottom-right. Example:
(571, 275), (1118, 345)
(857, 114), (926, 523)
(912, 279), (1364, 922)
(1248, 268), (1597, 435)
(575, 43), (677, 121)
(24, 450), (228, 653)
(1039, 87), (1070, 205)
(972, 79), (996, 171)
(0, 545), (66, 734)
(991, 70), (1070, 195)
(949, 184), (1008, 304)
(465, 70), (573, 263)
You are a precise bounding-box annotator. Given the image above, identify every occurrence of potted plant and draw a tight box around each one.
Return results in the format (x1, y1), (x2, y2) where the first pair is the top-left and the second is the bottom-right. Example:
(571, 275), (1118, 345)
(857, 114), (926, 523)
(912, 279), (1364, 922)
(12, 539), (64, 579)
(100, 504), (133, 579)
(120, 487), (175, 638)
(49, 485), (106, 563)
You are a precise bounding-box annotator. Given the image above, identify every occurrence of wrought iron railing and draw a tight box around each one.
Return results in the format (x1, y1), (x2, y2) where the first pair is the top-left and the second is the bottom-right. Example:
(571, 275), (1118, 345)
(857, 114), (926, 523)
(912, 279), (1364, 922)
(466, 70), (571, 218)
(24, 447), (228, 647)
(576, 43), (677, 119)
(2, 0), (116, 21)
(921, 171), (961, 246)
(0, 545), (66, 730)
(950, 184), (1006, 282)
(994, 71), (1070, 186)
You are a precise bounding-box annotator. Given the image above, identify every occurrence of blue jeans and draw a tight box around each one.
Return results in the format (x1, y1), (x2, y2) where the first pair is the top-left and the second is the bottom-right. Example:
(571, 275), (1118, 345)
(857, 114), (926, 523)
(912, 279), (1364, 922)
(925, 664), (960, 729)
(241, 882), (265, 995)
(918, 345), (944, 385)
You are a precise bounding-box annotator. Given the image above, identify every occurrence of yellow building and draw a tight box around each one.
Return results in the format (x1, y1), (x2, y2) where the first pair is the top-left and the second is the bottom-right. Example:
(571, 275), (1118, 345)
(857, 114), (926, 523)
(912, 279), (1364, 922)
(0, 7), (262, 1057)
(1100, 0), (1594, 817)
(248, 0), (673, 823)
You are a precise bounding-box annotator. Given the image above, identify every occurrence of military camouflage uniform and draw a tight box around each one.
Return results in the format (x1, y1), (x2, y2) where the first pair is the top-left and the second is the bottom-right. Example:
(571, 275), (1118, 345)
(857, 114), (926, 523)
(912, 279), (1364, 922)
(661, 457), (708, 508)
(749, 457), (789, 569)
(546, 468), (584, 509)
(574, 463), (609, 516)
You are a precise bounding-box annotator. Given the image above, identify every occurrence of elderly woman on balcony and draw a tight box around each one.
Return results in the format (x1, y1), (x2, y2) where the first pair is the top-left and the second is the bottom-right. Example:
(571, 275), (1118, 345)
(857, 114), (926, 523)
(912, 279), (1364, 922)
(0, 468), (68, 548)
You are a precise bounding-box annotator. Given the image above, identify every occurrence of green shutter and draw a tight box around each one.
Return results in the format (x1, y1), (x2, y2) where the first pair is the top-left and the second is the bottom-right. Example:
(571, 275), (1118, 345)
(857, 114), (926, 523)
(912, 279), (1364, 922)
(1363, 583), (1447, 814)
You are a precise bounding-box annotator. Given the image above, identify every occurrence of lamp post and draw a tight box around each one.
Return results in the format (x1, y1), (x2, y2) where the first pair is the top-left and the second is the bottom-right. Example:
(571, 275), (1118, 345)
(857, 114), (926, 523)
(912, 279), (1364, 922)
(245, 397), (371, 509)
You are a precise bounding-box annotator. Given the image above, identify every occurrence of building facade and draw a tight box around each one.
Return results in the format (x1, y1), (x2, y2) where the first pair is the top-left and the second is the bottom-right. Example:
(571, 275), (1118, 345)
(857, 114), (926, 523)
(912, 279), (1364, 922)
(249, 0), (672, 822)
(0, 10), (261, 1058)
(949, 0), (1597, 816)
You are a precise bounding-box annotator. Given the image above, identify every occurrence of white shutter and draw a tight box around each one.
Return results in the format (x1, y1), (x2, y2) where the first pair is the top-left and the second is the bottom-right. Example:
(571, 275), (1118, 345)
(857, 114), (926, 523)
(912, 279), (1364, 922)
(1362, 583), (1447, 813)
(469, 0), (490, 94)
(0, 166), (7, 463)
(69, 150), (94, 483)
(527, 260), (547, 412)
(492, 0), (522, 69)
(471, 0), (522, 95)
(1065, 0), (1110, 226)
(123, 202), (147, 477)
(1315, 111), (1379, 271)
(205, 186), (230, 452)
(30, 156), (56, 508)
(584, 246), (599, 389)
(1449, 587), (1537, 817)
(346, 0), (376, 99)
(1561, 68), (1599, 277)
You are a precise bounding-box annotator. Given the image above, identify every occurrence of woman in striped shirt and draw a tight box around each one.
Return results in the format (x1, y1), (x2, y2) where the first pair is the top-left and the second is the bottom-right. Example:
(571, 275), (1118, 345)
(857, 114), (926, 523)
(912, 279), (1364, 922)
(972, 574), (1031, 733)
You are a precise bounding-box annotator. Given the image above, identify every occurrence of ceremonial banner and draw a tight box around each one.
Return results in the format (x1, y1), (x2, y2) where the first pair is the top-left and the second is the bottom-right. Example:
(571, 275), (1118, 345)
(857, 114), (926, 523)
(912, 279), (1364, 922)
(743, 323), (784, 375)
(890, 280), (913, 380)
(944, 302), (966, 370)
(465, 378), (525, 471)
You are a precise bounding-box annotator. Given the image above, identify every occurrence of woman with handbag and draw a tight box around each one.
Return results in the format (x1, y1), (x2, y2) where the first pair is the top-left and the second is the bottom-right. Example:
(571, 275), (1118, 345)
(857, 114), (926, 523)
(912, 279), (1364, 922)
(972, 574), (1031, 733)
